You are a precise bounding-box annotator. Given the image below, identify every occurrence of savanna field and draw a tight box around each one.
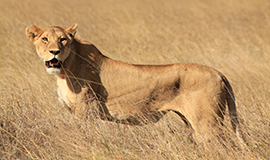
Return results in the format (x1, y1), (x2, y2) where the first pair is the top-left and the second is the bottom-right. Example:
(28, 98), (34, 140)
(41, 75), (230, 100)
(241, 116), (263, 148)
(0, 0), (270, 159)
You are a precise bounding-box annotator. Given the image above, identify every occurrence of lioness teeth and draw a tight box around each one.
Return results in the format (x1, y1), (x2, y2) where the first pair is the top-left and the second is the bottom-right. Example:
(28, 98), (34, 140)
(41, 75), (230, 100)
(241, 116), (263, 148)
(45, 58), (62, 68)
(50, 61), (59, 66)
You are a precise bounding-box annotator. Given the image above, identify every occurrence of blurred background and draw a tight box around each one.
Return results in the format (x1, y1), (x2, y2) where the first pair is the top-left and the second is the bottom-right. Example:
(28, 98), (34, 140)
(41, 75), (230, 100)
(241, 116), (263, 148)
(0, 0), (269, 159)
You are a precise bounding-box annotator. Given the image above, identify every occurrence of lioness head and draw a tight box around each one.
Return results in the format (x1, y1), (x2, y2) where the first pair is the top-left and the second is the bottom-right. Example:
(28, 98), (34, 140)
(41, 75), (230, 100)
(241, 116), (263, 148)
(25, 24), (78, 74)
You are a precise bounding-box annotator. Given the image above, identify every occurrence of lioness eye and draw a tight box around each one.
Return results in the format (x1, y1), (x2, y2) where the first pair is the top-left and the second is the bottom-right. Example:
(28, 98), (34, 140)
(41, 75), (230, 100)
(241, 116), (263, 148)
(60, 38), (67, 42)
(42, 37), (48, 42)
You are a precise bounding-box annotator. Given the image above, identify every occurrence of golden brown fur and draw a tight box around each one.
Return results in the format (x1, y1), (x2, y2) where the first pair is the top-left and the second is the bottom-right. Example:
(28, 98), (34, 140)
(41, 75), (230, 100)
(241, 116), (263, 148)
(26, 24), (240, 141)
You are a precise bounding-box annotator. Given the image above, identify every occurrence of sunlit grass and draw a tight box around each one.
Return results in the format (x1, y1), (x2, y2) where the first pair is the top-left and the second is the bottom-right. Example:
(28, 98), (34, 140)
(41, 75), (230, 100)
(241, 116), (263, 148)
(0, 0), (269, 159)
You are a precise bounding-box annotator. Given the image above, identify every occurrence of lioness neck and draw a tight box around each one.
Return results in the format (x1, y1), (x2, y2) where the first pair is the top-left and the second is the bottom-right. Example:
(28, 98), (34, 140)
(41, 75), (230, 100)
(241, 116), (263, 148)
(55, 38), (109, 100)
(58, 38), (107, 79)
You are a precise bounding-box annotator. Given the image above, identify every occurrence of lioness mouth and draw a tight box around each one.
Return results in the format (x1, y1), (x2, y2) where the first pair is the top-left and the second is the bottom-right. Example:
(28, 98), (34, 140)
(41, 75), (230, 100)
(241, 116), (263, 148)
(45, 58), (62, 68)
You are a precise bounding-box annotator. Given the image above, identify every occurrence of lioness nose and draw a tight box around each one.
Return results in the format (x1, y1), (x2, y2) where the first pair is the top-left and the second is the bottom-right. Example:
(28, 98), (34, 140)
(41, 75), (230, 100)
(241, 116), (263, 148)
(49, 50), (61, 55)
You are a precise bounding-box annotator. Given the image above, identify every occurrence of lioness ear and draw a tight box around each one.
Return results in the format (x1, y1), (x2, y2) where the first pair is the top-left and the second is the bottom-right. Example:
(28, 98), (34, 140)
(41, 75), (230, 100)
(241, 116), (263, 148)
(66, 23), (78, 37)
(25, 25), (41, 42)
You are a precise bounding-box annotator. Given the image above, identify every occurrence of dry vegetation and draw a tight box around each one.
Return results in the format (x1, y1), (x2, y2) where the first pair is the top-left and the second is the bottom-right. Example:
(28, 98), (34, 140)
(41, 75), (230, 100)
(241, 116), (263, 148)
(0, 0), (270, 159)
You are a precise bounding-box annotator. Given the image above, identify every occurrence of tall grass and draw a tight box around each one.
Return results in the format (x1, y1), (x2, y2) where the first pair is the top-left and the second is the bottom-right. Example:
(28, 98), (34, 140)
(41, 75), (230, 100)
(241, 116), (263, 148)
(0, 0), (270, 159)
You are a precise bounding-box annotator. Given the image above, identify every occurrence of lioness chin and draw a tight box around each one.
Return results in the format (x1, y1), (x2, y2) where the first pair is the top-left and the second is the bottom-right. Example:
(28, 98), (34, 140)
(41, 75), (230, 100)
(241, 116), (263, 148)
(26, 24), (241, 142)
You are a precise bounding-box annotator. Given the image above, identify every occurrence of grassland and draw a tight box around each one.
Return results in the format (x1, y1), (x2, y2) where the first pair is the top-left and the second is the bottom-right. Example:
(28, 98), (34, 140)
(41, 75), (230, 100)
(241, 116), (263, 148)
(0, 0), (270, 159)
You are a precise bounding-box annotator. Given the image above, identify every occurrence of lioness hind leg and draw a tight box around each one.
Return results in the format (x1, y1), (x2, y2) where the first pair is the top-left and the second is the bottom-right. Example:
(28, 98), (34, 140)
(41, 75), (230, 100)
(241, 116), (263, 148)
(176, 109), (225, 143)
(172, 111), (192, 129)
(192, 118), (223, 143)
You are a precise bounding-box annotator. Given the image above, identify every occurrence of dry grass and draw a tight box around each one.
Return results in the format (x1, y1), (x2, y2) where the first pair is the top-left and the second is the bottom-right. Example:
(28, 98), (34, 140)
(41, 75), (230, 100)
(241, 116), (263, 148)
(1, 0), (270, 159)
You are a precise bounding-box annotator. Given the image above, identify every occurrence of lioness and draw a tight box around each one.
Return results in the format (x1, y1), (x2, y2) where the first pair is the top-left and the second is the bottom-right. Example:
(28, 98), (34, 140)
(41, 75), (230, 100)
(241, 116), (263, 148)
(26, 24), (240, 141)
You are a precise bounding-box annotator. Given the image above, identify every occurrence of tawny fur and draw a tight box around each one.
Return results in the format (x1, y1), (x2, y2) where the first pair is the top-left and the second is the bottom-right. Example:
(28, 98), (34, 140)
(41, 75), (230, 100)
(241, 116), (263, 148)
(26, 24), (240, 141)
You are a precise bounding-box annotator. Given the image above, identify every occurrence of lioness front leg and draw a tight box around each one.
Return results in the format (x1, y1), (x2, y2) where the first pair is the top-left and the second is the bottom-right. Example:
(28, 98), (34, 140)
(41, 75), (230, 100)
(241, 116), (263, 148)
(58, 97), (75, 115)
